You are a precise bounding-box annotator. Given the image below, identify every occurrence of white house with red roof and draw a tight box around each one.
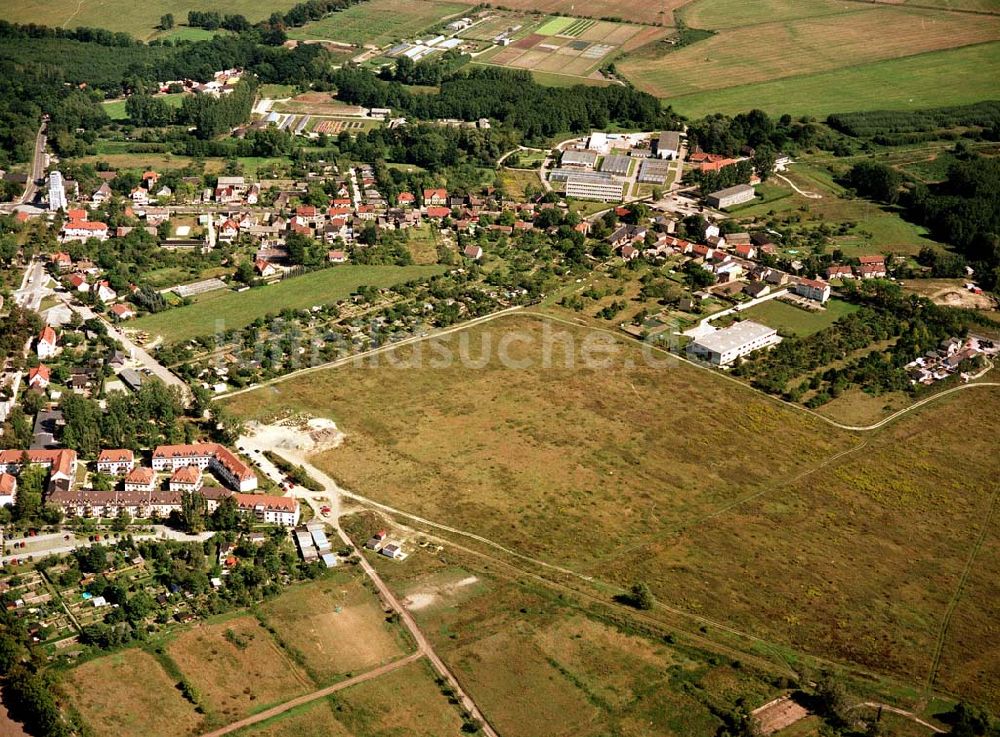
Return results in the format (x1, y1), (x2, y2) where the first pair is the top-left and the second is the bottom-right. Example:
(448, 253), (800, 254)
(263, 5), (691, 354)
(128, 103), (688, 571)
(794, 277), (831, 303)
(97, 449), (135, 475)
(109, 303), (136, 320)
(37, 326), (58, 359)
(0, 473), (16, 507)
(124, 467), (157, 493)
(254, 259), (279, 277)
(218, 219), (239, 242)
(62, 220), (109, 242)
(28, 365), (51, 389)
(234, 493), (300, 526)
(51, 252), (73, 272)
(423, 188), (447, 206)
(95, 281), (117, 303)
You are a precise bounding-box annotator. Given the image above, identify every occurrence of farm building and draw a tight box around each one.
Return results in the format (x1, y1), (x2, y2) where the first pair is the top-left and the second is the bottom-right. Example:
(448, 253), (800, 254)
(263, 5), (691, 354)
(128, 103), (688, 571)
(638, 159), (673, 185)
(706, 184), (755, 209)
(561, 150), (599, 168)
(599, 154), (631, 176)
(565, 174), (624, 201)
(656, 131), (681, 160)
(688, 321), (780, 366)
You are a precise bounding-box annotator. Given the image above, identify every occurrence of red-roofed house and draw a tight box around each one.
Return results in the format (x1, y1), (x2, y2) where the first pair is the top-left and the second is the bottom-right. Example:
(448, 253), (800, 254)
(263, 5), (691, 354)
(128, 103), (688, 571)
(51, 252), (73, 272)
(68, 273), (89, 292)
(254, 259), (279, 277)
(856, 263), (887, 279)
(28, 365), (51, 389)
(858, 255), (885, 266)
(794, 278), (831, 303)
(124, 467), (157, 493)
(65, 209), (88, 223)
(425, 206), (451, 219)
(169, 466), (203, 493)
(97, 449), (135, 475)
(233, 493), (300, 526)
(398, 192), (415, 206)
(825, 265), (854, 280)
(37, 326), (58, 359)
(218, 219), (239, 242)
(110, 303), (136, 320)
(152, 443), (257, 492)
(63, 220), (109, 242)
(328, 250), (347, 264)
(0, 473), (16, 506)
(423, 188), (447, 206)
(463, 245), (483, 261)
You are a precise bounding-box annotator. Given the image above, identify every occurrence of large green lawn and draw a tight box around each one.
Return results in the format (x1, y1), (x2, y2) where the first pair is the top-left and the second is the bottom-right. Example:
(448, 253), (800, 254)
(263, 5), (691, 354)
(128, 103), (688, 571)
(285, 0), (468, 46)
(662, 41), (1000, 118)
(132, 265), (445, 344)
(741, 298), (859, 337)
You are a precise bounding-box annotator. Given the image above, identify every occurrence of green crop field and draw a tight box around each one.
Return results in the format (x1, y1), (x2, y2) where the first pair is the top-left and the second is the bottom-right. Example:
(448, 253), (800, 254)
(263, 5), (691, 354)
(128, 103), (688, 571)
(664, 42), (1000, 118)
(536, 15), (575, 35)
(132, 264), (445, 344)
(0, 0), (301, 40)
(286, 0), (469, 46)
(228, 314), (1000, 713)
(619, 0), (1000, 118)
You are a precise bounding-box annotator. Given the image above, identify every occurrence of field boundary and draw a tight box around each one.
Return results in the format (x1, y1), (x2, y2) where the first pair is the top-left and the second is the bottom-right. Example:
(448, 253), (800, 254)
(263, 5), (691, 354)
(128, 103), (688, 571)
(924, 486), (999, 693)
(197, 651), (425, 737)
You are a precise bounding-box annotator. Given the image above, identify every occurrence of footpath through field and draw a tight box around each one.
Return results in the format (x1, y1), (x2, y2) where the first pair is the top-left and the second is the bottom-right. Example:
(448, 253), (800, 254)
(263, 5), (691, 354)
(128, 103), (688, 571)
(197, 651), (424, 737)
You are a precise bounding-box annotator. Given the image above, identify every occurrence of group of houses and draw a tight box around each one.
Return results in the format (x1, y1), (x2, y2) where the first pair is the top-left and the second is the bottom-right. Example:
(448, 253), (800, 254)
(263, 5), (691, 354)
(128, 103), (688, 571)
(45, 443), (301, 526)
(904, 336), (993, 386)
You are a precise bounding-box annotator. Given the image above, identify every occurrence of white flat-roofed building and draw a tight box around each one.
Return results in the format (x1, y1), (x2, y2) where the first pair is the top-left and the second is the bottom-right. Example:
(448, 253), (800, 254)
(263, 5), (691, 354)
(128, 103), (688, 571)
(688, 321), (781, 366)
(706, 184), (755, 209)
(565, 175), (624, 202)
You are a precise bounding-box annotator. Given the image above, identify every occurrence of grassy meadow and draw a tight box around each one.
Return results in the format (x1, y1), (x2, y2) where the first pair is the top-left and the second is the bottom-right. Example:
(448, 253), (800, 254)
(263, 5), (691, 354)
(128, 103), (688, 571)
(0, 0), (301, 40)
(620, 6), (1000, 99)
(227, 313), (1000, 711)
(131, 264), (445, 344)
(740, 298), (859, 337)
(286, 0), (469, 46)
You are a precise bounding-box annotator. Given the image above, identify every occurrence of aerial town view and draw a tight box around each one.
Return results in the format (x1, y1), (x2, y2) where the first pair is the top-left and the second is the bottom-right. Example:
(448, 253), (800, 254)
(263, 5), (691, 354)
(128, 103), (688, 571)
(0, 0), (997, 735)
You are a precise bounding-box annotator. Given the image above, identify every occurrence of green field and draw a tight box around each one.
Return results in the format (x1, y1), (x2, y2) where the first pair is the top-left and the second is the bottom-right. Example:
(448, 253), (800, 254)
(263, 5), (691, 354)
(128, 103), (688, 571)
(619, 0), (1000, 118)
(740, 298), (859, 337)
(536, 15), (575, 35)
(103, 93), (186, 121)
(0, 0), (301, 40)
(132, 264), (445, 344)
(286, 0), (468, 46)
(665, 42), (1000, 118)
(228, 314), (1000, 713)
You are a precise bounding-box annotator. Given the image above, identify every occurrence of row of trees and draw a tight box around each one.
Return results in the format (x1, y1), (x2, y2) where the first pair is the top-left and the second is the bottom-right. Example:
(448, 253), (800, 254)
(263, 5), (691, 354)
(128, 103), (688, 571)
(331, 66), (677, 142)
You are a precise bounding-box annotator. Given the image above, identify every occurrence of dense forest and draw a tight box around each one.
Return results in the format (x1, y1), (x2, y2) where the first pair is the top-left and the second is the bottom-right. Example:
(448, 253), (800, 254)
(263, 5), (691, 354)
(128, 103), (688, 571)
(827, 100), (1000, 139)
(330, 66), (677, 141)
(844, 150), (1000, 289)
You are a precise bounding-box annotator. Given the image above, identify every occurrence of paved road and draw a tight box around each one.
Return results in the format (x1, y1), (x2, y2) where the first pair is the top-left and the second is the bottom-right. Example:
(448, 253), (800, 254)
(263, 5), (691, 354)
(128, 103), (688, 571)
(22, 122), (48, 205)
(13, 260), (52, 311)
(55, 293), (192, 401)
(198, 652), (425, 737)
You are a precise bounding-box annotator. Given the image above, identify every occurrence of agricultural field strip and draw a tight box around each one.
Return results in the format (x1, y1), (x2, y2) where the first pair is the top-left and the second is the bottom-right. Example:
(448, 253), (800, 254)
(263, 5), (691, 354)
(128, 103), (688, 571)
(924, 487), (1000, 692)
(620, 7), (1000, 99)
(197, 651), (425, 737)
